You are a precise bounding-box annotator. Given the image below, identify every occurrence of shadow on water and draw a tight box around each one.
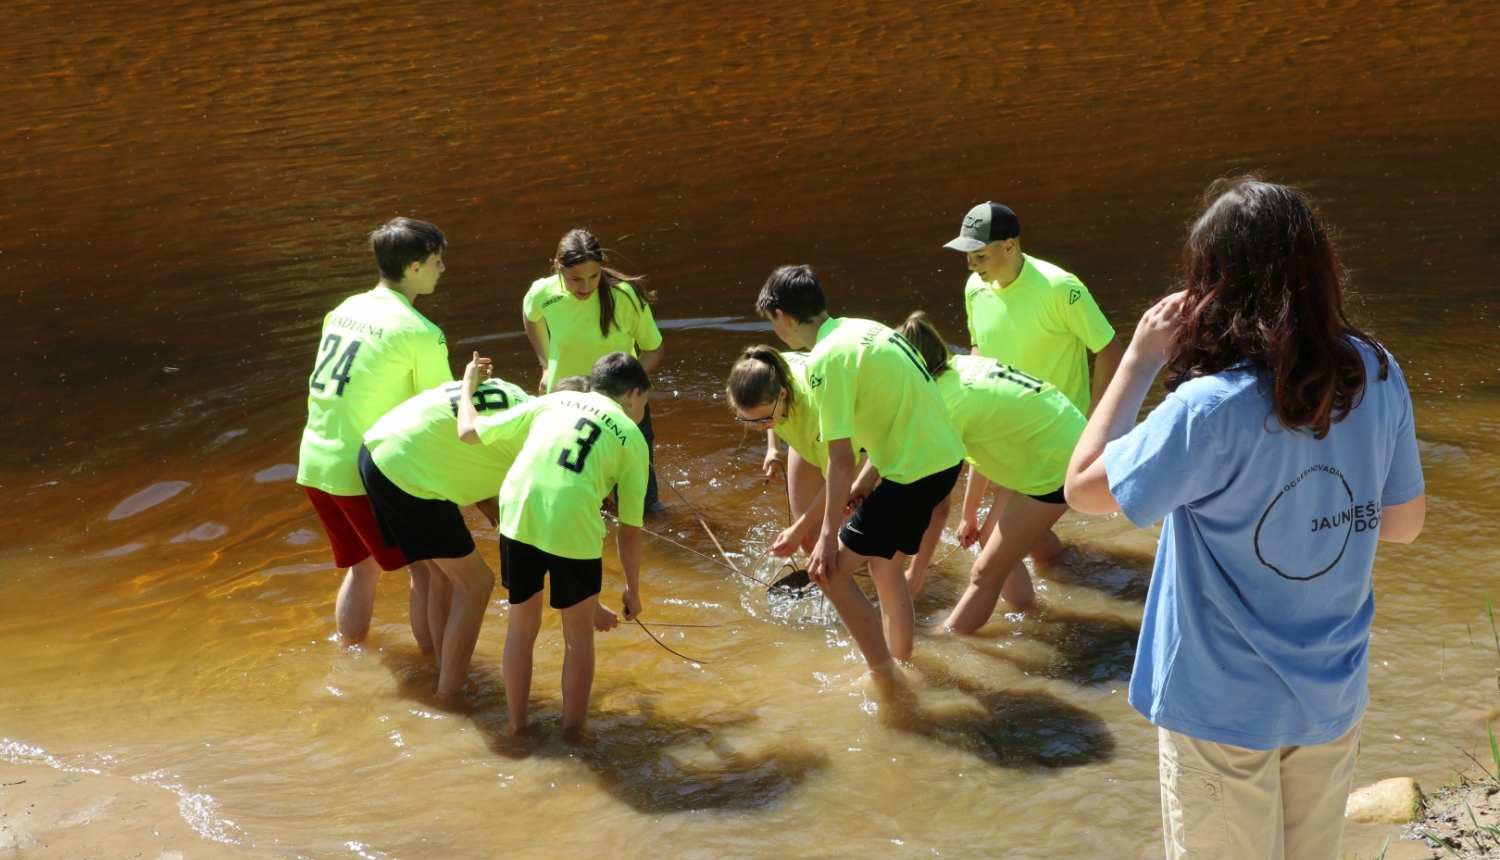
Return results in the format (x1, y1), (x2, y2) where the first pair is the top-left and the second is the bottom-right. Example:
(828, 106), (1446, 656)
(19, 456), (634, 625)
(961, 605), (1141, 686)
(381, 647), (828, 814)
(887, 665), (1116, 769)
(1041, 545), (1157, 604)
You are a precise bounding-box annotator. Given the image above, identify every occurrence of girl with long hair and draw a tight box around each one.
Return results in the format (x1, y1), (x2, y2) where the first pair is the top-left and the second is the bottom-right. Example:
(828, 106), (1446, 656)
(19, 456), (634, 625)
(1066, 178), (1425, 859)
(522, 229), (667, 511)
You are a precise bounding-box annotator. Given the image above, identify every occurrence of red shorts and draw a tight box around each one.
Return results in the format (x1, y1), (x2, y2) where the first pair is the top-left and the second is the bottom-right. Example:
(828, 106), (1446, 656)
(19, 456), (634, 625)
(304, 487), (408, 571)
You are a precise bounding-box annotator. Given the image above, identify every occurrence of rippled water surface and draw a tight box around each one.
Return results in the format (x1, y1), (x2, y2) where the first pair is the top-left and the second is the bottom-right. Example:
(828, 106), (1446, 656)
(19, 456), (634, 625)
(4, 0), (1499, 857)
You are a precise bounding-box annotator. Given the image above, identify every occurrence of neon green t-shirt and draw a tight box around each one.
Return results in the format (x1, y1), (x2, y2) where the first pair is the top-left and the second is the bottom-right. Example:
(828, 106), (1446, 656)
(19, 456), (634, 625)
(363, 378), (531, 505)
(773, 351), (829, 473)
(964, 255), (1116, 413)
(807, 318), (966, 484)
(935, 355), (1087, 497)
(522, 275), (664, 393)
(475, 391), (650, 560)
(297, 285), (452, 496)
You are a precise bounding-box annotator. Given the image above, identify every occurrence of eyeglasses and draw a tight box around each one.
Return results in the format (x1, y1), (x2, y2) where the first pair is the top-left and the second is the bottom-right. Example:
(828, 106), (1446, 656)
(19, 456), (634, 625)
(732, 392), (784, 426)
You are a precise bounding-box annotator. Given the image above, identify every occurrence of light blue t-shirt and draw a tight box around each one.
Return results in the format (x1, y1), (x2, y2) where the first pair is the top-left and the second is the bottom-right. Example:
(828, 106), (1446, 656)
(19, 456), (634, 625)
(1104, 342), (1423, 749)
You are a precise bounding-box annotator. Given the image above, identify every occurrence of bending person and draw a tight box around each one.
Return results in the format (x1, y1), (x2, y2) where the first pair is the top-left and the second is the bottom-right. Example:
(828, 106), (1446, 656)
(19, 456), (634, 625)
(757, 266), (965, 674)
(1066, 178), (1424, 859)
(896, 312), (1085, 630)
(725, 346), (830, 556)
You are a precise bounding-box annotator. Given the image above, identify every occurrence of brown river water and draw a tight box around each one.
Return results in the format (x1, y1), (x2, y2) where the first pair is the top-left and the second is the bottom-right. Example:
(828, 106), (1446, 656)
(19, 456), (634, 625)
(3, 0), (1498, 857)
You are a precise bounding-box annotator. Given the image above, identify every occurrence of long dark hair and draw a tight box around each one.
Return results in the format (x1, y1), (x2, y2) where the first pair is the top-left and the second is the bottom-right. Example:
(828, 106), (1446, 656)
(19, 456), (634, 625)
(726, 345), (796, 413)
(1167, 177), (1387, 439)
(554, 229), (655, 337)
(896, 311), (953, 378)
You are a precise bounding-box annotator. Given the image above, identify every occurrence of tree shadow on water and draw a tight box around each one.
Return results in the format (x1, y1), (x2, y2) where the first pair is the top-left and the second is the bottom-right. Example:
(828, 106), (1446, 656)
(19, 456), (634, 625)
(380, 647), (828, 814)
(890, 665), (1116, 769)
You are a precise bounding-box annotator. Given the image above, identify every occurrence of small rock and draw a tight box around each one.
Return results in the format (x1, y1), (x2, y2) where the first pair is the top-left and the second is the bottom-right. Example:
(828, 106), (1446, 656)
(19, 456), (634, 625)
(1346, 777), (1423, 824)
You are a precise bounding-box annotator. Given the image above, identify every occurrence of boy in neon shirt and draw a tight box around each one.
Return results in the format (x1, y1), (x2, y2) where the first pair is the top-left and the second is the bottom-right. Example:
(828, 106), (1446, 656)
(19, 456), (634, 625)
(945, 202), (1124, 557)
(457, 352), (651, 737)
(296, 217), (452, 645)
(359, 372), (526, 700)
(759, 266), (965, 680)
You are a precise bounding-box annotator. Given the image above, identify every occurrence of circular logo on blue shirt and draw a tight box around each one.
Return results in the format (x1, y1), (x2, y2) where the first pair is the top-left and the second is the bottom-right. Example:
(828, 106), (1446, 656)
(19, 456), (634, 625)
(1253, 465), (1355, 581)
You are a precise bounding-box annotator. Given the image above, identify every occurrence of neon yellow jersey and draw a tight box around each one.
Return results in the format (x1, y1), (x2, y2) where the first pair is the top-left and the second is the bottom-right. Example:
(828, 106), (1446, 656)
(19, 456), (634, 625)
(807, 318), (965, 484)
(773, 351), (829, 473)
(935, 355), (1086, 497)
(522, 275), (664, 393)
(297, 286), (452, 495)
(963, 255), (1115, 413)
(363, 378), (531, 505)
(475, 391), (650, 560)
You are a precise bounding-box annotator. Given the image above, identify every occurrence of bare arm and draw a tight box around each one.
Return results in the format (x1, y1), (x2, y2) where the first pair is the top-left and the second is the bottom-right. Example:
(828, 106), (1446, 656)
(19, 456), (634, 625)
(762, 428), (783, 483)
(957, 466), (989, 547)
(809, 438), (856, 583)
(616, 524), (643, 619)
(1379, 494), (1426, 543)
(522, 315), (550, 391)
(638, 343), (665, 375)
(1089, 337), (1125, 417)
(1066, 294), (1185, 515)
(456, 352), (492, 445)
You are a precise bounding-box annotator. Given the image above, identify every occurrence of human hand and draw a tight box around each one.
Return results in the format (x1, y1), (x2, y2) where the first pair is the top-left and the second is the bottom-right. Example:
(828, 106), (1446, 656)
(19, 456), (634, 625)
(1127, 291), (1187, 368)
(594, 602), (619, 632)
(770, 524), (801, 558)
(621, 588), (642, 622)
(462, 352), (492, 390)
(806, 533), (840, 585)
(957, 516), (980, 549)
(846, 475), (877, 515)
(474, 497), (499, 528)
(762, 449), (785, 483)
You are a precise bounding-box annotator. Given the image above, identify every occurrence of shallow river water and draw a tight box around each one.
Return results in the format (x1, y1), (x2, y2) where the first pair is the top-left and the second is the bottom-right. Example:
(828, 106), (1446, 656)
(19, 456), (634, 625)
(3, 1), (1499, 857)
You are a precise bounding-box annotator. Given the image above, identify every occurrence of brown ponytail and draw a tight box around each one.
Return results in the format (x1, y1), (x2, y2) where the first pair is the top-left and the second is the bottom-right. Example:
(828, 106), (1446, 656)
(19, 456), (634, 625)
(553, 228), (656, 338)
(727, 345), (796, 413)
(897, 311), (953, 377)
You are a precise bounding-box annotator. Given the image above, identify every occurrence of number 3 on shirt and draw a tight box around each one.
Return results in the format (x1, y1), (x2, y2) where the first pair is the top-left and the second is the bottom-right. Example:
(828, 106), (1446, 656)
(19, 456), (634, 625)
(311, 333), (362, 395)
(557, 418), (603, 473)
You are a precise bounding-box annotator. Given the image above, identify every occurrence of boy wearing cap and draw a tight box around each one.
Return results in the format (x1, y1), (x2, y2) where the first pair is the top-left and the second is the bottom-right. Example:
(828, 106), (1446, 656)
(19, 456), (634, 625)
(296, 217), (453, 646)
(943, 203), (1124, 556)
(944, 202), (1122, 416)
(760, 266), (966, 679)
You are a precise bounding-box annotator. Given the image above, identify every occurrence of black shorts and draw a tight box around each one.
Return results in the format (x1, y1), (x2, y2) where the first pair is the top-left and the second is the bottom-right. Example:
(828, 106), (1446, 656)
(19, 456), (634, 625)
(499, 535), (603, 609)
(357, 445), (476, 564)
(1023, 486), (1068, 505)
(840, 462), (962, 560)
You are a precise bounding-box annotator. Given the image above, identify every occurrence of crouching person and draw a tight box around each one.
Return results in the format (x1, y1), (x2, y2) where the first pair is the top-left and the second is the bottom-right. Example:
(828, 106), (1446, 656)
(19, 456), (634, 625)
(457, 351), (651, 737)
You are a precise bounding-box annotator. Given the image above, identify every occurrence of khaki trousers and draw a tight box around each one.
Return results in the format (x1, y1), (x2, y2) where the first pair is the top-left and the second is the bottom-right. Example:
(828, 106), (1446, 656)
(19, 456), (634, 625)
(1158, 720), (1361, 860)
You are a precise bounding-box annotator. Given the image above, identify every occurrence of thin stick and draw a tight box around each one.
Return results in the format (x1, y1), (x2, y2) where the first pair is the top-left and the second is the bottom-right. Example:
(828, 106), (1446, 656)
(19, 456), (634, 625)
(633, 618), (710, 664)
(660, 479), (772, 585)
(646, 621), (728, 628)
(602, 511), (768, 587)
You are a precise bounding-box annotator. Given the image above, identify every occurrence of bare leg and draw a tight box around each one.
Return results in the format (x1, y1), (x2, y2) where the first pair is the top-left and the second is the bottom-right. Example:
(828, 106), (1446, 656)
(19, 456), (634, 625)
(947, 496), (1068, 634)
(818, 542), (900, 683)
(426, 564), (453, 661)
(786, 450), (826, 556)
(559, 595), (600, 738)
(979, 485), (1064, 562)
(503, 592), (544, 734)
(903, 493), (952, 598)
(336, 556), (384, 643)
(432, 551), (496, 698)
(868, 555), (915, 662)
(408, 560), (436, 654)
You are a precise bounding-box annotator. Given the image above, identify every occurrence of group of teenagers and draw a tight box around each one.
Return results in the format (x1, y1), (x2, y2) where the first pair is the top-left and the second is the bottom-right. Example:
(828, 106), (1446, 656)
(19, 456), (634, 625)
(295, 178), (1426, 860)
